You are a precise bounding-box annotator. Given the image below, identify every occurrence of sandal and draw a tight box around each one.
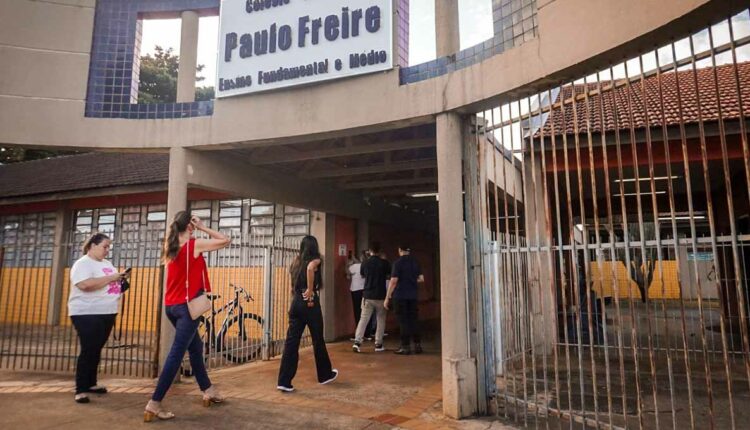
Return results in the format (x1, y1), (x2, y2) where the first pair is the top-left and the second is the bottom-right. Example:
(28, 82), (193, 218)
(144, 400), (175, 422)
(202, 385), (225, 407)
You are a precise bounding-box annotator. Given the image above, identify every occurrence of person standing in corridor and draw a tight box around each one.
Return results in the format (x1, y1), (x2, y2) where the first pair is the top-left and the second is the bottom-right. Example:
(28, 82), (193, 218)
(385, 244), (424, 355)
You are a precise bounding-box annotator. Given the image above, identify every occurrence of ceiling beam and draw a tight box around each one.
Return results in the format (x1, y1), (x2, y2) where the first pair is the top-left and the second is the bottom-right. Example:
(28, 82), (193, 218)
(368, 187), (438, 197)
(303, 159), (436, 179)
(247, 138), (435, 165)
(342, 177), (438, 190)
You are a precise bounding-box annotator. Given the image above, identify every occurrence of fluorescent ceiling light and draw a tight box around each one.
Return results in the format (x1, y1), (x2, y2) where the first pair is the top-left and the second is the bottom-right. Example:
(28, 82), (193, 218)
(614, 191), (667, 197)
(658, 215), (706, 221)
(614, 176), (680, 183)
(408, 192), (438, 198)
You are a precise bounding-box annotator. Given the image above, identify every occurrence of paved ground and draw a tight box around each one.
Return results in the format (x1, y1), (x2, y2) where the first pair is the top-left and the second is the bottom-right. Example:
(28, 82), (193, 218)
(0, 339), (517, 430)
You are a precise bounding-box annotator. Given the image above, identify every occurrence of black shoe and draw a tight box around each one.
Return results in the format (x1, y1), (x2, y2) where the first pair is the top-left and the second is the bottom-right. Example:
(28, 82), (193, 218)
(87, 385), (107, 394)
(414, 344), (423, 354)
(320, 369), (338, 385)
(74, 393), (90, 403)
(352, 342), (361, 353)
(276, 385), (295, 392)
(374, 344), (385, 352)
(394, 348), (412, 355)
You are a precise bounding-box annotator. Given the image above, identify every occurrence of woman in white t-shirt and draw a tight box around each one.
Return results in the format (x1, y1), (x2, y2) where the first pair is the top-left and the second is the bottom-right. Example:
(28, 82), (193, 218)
(68, 232), (129, 404)
(348, 250), (372, 340)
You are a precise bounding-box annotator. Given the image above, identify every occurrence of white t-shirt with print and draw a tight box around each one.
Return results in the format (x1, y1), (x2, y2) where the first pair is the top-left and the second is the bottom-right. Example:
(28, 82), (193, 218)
(68, 255), (121, 316)
(348, 263), (365, 292)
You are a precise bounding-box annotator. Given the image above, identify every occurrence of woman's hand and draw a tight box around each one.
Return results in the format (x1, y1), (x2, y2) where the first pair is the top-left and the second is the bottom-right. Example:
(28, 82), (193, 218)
(191, 216), (206, 231)
(302, 288), (314, 301)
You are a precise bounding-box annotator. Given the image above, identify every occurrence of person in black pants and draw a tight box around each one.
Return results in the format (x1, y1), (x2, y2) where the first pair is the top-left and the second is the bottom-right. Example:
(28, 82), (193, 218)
(277, 235), (338, 392)
(385, 244), (424, 355)
(68, 233), (130, 403)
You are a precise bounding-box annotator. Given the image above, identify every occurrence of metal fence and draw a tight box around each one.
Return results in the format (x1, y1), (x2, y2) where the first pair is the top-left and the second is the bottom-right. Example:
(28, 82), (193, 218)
(0, 228), (306, 378)
(478, 8), (750, 430)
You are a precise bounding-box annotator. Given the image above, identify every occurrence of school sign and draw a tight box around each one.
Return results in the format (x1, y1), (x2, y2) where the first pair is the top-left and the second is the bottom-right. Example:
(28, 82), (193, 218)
(217, 0), (393, 97)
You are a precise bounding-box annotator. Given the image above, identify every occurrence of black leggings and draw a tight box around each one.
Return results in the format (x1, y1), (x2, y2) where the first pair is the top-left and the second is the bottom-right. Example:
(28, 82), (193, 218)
(71, 314), (116, 394)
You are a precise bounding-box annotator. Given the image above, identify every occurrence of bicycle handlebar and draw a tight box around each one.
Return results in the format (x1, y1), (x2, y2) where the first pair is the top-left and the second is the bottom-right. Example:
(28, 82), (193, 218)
(229, 283), (254, 302)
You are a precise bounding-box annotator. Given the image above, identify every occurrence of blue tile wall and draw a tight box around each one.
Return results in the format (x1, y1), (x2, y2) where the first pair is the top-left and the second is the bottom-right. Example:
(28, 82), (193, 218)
(85, 0), (218, 119)
(400, 0), (537, 85)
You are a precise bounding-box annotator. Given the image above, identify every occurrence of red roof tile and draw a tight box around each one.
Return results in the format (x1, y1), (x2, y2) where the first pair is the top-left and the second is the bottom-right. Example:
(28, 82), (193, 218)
(538, 61), (750, 137)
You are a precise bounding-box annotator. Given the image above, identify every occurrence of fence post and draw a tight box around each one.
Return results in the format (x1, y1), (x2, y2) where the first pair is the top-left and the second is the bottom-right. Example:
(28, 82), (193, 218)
(262, 246), (273, 360)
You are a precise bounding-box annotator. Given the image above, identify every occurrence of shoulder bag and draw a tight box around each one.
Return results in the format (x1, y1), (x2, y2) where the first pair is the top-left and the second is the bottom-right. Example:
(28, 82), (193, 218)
(185, 239), (211, 320)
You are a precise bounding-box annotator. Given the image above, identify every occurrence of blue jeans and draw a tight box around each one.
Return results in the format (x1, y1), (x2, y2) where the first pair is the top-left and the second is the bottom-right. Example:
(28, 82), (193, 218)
(152, 303), (211, 401)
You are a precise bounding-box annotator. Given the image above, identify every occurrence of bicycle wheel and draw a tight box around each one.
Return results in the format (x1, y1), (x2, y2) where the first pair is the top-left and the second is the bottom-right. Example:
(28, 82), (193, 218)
(217, 313), (264, 363)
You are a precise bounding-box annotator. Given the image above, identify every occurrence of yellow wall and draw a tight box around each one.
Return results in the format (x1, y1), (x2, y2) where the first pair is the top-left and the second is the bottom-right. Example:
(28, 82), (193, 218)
(0, 266), (296, 337)
(590, 260), (681, 299)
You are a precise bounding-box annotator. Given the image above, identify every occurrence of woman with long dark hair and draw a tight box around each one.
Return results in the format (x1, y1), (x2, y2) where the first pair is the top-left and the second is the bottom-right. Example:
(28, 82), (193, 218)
(69, 232), (129, 403)
(143, 211), (231, 422)
(277, 235), (338, 392)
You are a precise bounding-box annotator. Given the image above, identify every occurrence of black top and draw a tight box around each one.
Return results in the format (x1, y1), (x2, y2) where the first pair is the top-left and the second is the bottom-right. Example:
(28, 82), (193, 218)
(292, 259), (322, 294)
(391, 254), (422, 300)
(360, 255), (391, 300)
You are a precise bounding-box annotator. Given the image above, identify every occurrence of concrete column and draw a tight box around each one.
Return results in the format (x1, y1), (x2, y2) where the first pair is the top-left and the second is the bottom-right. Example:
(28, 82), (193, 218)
(159, 147), (188, 371)
(436, 112), (478, 418)
(435, 0), (460, 57)
(47, 206), (71, 325)
(176, 10), (199, 103)
(523, 150), (557, 354)
(311, 211), (337, 341)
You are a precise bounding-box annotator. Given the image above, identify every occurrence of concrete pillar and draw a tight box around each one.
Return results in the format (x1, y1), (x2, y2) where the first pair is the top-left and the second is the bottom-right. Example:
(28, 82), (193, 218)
(435, 0), (460, 57)
(47, 206), (71, 325)
(176, 10), (199, 103)
(523, 150), (557, 354)
(436, 112), (478, 418)
(311, 211), (337, 341)
(159, 147), (188, 371)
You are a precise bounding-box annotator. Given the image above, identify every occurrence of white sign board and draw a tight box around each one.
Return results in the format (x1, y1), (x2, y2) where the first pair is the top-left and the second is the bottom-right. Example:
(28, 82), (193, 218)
(217, 0), (393, 97)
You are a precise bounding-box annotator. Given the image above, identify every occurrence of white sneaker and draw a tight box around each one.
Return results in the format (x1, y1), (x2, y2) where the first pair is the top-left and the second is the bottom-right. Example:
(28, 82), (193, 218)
(320, 369), (338, 385)
(276, 385), (295, 392)
(374, 344), (385, 352)
(352, 343), (361, 353)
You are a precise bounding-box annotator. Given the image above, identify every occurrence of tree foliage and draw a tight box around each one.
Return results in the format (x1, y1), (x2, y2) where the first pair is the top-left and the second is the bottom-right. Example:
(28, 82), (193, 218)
(138, 46), (214, 103)
(0, 147), (79, 164)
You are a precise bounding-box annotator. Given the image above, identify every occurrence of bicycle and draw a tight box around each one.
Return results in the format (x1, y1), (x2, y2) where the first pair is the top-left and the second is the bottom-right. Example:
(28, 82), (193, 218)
(183, 284), (265, 375)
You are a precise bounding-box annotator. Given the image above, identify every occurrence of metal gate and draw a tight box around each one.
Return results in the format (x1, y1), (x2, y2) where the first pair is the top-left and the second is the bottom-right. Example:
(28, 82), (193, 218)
(0, 226), (307, 378)
(186, 234), (310, 372)
(480, 8), (750, 429)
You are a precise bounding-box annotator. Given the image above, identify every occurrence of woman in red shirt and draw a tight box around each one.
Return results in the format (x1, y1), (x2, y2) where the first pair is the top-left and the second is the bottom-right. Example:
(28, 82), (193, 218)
(144, 211), (231, 422)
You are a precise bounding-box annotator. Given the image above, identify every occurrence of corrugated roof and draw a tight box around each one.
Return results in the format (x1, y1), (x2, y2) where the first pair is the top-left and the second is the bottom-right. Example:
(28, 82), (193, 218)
(539, 62), (750, 136)
(0, 152), (169, 198)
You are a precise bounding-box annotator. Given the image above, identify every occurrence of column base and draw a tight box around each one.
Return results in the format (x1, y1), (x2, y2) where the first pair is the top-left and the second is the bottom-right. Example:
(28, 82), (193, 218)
(442, 356), (478, 419)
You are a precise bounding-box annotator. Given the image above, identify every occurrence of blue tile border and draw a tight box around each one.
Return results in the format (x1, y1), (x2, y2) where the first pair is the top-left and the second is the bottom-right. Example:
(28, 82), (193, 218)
(399, 0), (537, 85)
(85, 0), (218, 119)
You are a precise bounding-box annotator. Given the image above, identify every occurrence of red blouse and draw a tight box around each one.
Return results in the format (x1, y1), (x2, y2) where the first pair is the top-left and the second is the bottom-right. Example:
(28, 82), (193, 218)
(165, 239), (212, 306)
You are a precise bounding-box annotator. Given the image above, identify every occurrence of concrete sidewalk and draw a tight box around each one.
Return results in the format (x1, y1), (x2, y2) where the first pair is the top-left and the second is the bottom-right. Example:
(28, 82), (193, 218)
(0, 339), (516, 429)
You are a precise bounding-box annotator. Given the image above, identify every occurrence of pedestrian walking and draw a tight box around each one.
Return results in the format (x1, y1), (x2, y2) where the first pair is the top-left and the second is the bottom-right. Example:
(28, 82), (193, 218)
(277, 235), (338, 392)
(352, 242), (390, 353)
(385, 244), (424, 355)
(69, 232), (130, 403)
(348, 250), (374, 341)
(144, 211), (231, 422)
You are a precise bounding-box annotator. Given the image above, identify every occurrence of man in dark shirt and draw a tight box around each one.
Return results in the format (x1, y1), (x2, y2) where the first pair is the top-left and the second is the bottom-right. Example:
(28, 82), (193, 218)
(352, 242), (391, 352)
(385, 244), (424, 355)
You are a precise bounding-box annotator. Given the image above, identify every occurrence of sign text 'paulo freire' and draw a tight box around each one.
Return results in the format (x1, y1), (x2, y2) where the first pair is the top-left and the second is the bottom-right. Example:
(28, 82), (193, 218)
(217, 0), (393, 97)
